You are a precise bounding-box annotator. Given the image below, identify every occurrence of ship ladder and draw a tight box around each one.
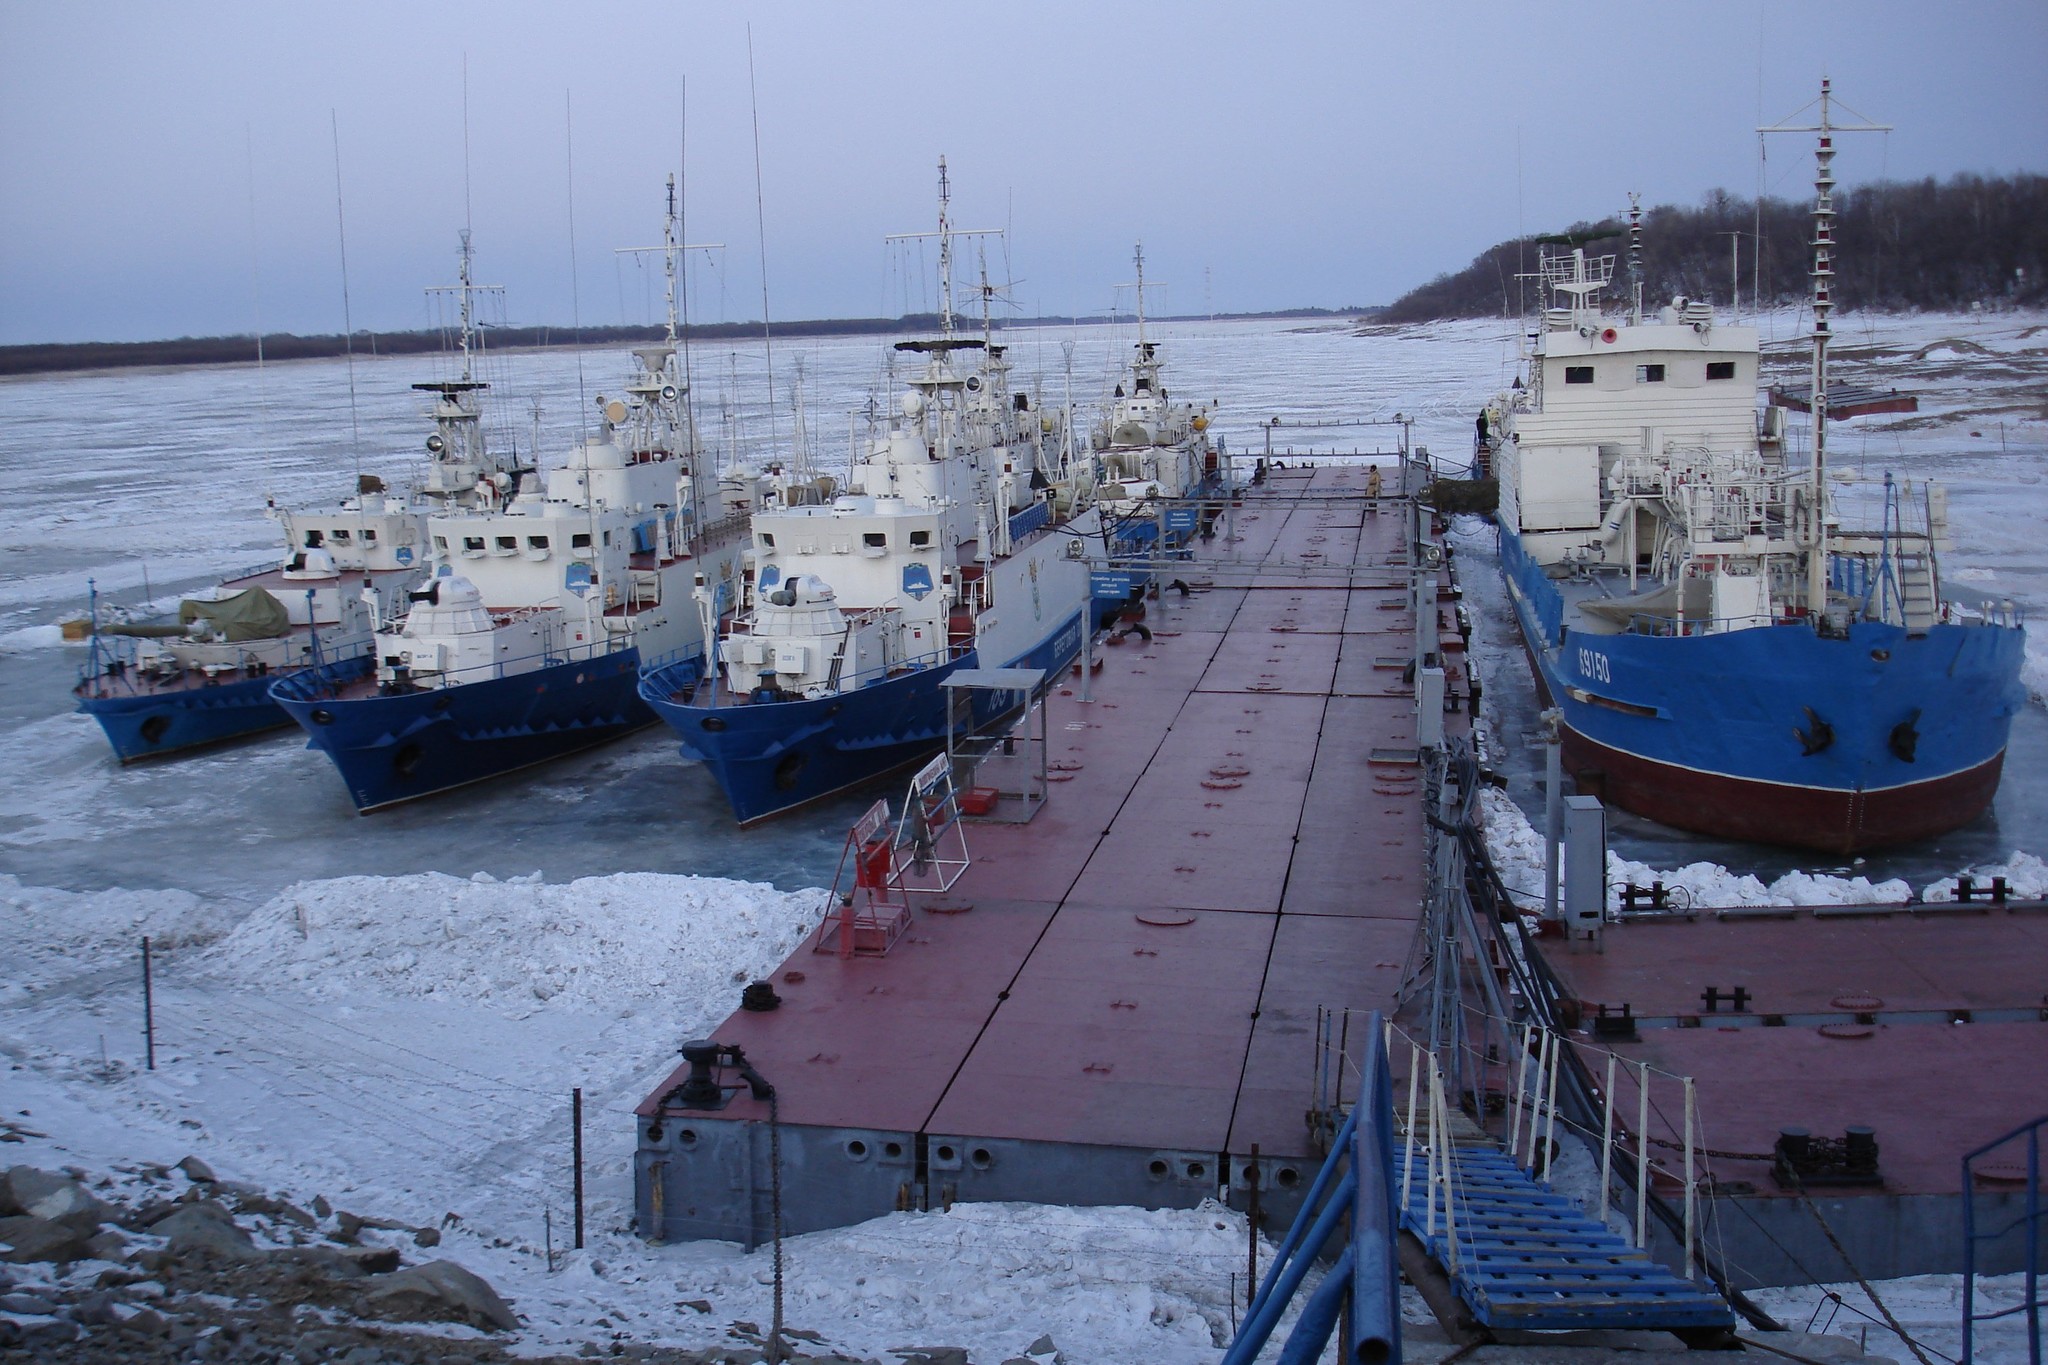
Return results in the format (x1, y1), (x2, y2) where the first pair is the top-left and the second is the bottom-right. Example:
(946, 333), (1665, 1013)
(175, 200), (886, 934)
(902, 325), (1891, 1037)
(1398, 1033), (1736, 1337)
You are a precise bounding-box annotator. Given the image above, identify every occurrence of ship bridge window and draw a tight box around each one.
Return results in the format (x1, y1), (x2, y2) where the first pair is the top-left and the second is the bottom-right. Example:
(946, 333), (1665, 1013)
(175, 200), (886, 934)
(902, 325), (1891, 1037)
(602, 530), (613, 546)
(495, 536), (517, 551)
(572, 532), (592, 550)
(909, 529), (931, 547)
(303, 529), (324, 547)
(363, 528), (377, 543)
(527, 535), (549, 550)
(760, 532), (775, 548)
(463, 536), (485, 553)
(864, 532), (888, 550)
(433, 535), (449, 554)
(1564, 366), (1594, 385)
(1635, 364), (1666, 383)
(331, 529), (352, 544)
(1707, 361), (1737, 380)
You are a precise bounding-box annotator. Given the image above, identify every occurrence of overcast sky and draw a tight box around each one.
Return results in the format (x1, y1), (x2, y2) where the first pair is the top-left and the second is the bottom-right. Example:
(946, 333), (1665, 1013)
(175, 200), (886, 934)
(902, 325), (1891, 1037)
(4, 1), (2044, 345)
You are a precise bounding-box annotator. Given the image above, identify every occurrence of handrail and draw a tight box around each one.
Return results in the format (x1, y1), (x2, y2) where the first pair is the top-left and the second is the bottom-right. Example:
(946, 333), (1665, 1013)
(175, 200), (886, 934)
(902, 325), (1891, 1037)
(271, 634), (635, 699)
(1222, 1009), (1399, 1365)
(1962, 1114), (2045, 1365)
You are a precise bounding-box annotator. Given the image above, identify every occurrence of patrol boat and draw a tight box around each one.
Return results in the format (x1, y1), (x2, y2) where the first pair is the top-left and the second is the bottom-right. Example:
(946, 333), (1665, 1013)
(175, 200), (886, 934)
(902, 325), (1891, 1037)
(72, 236), (509, 763)
(1093, 242), (1223, 599)
(1486, 91), (2025, 851)
(273, 186), (750, 810)
(639, 163), (1098, 824)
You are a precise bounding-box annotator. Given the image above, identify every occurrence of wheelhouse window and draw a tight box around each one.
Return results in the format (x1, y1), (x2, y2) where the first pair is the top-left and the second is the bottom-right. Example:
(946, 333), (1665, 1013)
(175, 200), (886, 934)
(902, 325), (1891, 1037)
(433, 535), (449, 554)
(863, 532), (888, 550)
(495, 536), (517, 551)
(760, 532), (775, 548)
(1707, 361), (1737, 380)
(572, 532), (592, 550)
(1564, 366), (1594, 385)
(527, 535), (549, 550)
(362, 528), (377, 543)
(909, 529), (932, 547)
(331, 529), (352, 544)
(1635, 364), (1666, 383)
(463, 536), (485, 552)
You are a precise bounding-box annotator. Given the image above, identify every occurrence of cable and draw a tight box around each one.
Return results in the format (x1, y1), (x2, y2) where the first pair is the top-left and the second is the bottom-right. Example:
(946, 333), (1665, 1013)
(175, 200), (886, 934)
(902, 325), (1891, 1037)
(1791, 1180), (1941, 1365)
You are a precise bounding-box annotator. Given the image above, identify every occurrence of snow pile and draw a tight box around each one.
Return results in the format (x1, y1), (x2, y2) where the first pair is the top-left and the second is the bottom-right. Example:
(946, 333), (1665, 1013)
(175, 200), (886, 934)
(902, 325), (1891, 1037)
(0, 873), (231, 1003)
(2022, 635), (2048, 706)
(0, 623), (67, 654)
(666, 1200), (1269, 1358)
(1477, 787), (1914, 911)
(205, 870), (824, 1013)
(1920, 850), (2048, 902)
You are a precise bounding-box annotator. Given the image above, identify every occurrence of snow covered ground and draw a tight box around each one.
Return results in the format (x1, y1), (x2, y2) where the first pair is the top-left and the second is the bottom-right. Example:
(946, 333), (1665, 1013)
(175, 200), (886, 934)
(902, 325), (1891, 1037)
(2, 311), (2043, 1360)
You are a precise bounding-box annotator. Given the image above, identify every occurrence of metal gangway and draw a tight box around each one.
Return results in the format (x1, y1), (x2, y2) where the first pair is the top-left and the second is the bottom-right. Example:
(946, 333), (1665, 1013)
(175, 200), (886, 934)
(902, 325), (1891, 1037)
(1394, 1023), (1736, 1335)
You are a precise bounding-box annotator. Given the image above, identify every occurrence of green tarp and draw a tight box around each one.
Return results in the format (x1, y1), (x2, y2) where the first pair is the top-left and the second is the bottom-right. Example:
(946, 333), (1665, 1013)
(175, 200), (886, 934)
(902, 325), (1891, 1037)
(176, 587), (291, 641)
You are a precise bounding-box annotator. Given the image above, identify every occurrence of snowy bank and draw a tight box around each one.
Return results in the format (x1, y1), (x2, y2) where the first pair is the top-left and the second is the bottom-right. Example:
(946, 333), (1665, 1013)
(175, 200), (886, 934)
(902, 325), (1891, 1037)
(204, 869), (825, 1013)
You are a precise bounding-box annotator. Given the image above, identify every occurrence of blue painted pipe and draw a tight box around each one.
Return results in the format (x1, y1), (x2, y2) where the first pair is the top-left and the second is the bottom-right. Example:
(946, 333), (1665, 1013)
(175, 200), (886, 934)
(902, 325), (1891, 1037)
(1222, 1168), (1358, 1365)
(1278, 1245), (1354, 1365)
(1350, 1027), (1401, 1363)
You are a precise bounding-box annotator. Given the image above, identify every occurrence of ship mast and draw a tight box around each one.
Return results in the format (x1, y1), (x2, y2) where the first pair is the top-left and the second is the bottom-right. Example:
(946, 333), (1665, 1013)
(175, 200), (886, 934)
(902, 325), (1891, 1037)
(661, 173), (682, 346)
(1762, 79), (1889, 616)
(1133, 241), (1149, 346)
(884, 157), (1000, 346)
(937, 156), (955, 339)
(1625, 194), (1643, 324)
(456, 230), (478, 382)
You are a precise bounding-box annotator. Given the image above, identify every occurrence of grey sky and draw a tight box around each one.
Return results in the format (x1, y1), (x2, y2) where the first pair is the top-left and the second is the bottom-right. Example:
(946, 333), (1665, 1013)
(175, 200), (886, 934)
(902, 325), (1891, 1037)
(4, 1), (2044, 345)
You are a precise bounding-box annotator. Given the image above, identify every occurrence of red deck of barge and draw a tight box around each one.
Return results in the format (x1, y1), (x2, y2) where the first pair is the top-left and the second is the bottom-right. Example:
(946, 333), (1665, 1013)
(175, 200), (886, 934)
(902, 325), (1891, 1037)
(1542, 905), (2048, 1283)
(635, 463), (1467, 1244)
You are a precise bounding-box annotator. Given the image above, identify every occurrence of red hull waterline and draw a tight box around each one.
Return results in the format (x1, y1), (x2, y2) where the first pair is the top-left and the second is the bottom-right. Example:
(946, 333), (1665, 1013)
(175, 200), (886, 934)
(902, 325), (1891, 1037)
(1562, 725), (2007, 855)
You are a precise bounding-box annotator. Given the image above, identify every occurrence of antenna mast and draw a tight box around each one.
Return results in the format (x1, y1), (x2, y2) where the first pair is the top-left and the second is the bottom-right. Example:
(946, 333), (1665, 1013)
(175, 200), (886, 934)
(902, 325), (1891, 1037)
(1114, 242), (1166, 345)
(1625, 194), (1643, 324)
(937, 156), (955, 338)
(1761, 78), (1890, 614)
(883, 157), (1002, 342)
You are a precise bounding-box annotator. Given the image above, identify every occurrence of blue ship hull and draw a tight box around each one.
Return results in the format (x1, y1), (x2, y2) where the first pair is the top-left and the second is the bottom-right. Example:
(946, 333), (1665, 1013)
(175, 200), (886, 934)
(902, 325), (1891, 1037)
(643, 608), (1085, 825)
(272, 649), (669, 812)
(76, 672), (295, 763)
(1498, 528), (2027, 852)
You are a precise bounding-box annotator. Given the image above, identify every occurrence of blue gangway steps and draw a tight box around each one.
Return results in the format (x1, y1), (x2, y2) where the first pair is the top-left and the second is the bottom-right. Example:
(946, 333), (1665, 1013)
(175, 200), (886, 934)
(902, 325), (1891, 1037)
(1402, 1143), (1735, 1332)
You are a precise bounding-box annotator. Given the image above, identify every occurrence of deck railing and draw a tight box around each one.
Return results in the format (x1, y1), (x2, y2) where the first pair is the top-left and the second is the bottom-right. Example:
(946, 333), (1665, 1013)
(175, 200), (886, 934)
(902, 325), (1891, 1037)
(1221, 1009), (1399, 1365)
(1962, 1115), (2045, 1365)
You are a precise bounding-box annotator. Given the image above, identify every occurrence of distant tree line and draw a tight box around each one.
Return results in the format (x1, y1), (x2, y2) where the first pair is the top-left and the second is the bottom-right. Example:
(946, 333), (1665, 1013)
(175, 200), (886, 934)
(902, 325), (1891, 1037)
(0, 317), (933, 378)
(1379, 172), (2048, 322)
(1, 306), (1361, 378)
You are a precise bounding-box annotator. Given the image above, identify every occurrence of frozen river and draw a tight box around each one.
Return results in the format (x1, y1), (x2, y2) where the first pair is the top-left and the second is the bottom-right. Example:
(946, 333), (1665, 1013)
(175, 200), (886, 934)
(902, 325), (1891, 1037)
(2, 311), (2044, 902)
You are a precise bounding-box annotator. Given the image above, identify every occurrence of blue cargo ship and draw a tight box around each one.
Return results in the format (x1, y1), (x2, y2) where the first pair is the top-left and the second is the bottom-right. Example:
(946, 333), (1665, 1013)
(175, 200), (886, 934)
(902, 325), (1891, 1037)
(1487, 119), (2025, 852)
